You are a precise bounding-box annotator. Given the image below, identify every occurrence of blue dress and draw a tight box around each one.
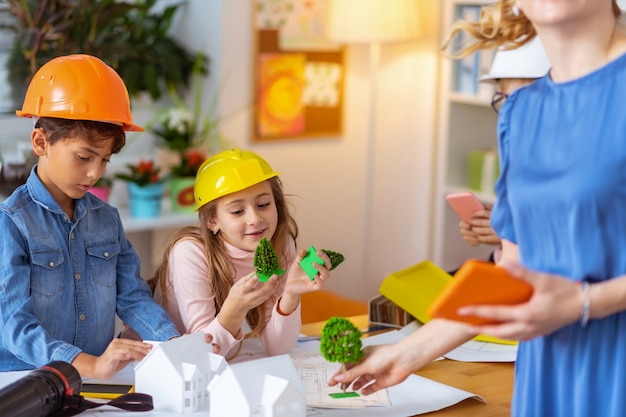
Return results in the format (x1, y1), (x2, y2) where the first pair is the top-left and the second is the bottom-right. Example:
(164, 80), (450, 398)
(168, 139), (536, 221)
(491, 51), (626, 416)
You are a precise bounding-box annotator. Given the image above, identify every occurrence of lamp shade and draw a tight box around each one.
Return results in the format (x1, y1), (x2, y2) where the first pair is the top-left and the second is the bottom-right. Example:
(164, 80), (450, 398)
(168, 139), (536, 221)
(326, 0), (421, 44)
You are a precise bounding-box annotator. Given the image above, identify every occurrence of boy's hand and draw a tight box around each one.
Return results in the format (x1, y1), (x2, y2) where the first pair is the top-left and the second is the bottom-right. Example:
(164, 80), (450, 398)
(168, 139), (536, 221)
(72, 339), (153, 380)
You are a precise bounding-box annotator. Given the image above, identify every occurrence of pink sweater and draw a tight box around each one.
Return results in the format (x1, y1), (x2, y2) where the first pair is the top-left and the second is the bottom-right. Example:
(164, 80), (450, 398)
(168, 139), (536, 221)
(154, 239), (301, 357)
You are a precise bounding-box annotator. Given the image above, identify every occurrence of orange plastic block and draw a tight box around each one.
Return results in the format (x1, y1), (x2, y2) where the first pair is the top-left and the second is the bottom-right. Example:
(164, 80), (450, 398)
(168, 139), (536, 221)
(427, 259), (533, 325)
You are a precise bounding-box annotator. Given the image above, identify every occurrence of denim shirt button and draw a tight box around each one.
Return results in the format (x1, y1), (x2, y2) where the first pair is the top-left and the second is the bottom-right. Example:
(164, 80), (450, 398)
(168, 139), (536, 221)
(104, 252), (110, 258)
(74, 274), (81, 281)
(79, 314), (86, 321)
(49, 261), (54, 268)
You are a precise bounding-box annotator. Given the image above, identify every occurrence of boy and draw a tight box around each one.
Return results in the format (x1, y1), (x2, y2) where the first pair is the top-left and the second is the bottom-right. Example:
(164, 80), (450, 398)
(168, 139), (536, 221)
(0, 54), (214, 380)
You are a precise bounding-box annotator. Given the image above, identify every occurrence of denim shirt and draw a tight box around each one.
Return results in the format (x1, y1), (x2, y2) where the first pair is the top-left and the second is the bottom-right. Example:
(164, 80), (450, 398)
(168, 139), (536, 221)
(0, 167), (179, 371)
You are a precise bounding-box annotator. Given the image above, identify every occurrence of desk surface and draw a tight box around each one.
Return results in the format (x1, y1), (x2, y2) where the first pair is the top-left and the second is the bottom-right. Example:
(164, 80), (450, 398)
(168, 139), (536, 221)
(300, 315), (513, 417)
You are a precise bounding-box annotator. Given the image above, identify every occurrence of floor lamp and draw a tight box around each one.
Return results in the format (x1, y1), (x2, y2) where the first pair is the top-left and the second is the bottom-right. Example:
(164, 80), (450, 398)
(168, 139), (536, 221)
(326, 0), (421, 256)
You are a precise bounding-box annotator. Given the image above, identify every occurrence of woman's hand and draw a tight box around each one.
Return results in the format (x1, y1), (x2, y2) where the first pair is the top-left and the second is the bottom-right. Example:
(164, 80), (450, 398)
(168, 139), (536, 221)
(328, 343), (414, 395)
(459, 262), (584, 340)
(459, 207), (501, 246)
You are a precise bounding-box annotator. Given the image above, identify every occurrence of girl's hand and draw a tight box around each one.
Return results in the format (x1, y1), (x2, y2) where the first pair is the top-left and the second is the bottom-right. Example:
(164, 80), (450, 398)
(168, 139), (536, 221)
(219, 273), (280, 337)
(459, 262), (584, 340)
(226, 272), (280, 314)
(284, 248), (331, 297)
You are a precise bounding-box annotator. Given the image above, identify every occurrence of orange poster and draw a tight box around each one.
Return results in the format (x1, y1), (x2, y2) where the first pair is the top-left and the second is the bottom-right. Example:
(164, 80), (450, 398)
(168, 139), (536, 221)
(257, 53), (306, 138)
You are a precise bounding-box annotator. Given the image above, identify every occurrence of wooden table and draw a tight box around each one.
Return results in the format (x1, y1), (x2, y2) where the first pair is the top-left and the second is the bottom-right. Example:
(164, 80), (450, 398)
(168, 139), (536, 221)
(300, 315), (514, 417)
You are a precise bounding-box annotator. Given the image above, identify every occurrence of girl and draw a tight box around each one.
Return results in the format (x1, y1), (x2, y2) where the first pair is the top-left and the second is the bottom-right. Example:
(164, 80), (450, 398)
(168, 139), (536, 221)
(152, 148), (332, 358)
(331, 1), (626, 416)
(0, 54), (212, 380)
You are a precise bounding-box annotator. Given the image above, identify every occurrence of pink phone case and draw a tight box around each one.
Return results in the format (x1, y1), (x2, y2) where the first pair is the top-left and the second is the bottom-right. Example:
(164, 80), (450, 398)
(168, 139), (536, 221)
(446, 192), (485, 222)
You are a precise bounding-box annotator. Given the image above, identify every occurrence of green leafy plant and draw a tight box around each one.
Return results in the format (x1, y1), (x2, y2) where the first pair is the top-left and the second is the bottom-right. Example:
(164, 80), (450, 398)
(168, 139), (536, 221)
(2, 0), (207, 103)
(115, 160), (162, 187)
(94, 176), (113, 188)
(150, 53), (229, 177)
(322, 249), (345, 271)
(320, 316), (364, 395)
(169, 148), (206, 178)
(254, 237), (285, 282)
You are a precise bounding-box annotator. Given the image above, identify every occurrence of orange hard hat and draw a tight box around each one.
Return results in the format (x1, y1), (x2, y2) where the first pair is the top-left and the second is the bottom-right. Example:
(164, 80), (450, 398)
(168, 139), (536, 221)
(16, 54), (143, 132)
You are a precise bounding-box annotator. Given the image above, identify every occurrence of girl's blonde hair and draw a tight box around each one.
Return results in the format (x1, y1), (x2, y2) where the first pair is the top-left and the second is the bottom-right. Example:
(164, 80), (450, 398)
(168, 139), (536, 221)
(149, 176), (298, 341)
(442, 0), (622, 58)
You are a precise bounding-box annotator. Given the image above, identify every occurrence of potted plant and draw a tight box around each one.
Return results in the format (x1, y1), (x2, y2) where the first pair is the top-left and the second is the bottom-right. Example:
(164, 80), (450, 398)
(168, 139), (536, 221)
(88, 176), (114, 203)
(115, 160), (165, 218)
(150, 53), (228, 213)
(2, 0), (208, 107)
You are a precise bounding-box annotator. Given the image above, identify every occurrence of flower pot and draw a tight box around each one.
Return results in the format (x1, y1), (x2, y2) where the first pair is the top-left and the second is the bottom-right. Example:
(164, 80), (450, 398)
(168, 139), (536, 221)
(88, 186), (111, 202)
(168, 176), (196, 213)
(127, 182), (165, 218)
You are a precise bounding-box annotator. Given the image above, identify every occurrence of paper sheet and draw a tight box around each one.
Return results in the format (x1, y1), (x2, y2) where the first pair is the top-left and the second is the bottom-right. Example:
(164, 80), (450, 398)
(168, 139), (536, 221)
(0, 330), (485, 416)
(291, 330), (484, 416)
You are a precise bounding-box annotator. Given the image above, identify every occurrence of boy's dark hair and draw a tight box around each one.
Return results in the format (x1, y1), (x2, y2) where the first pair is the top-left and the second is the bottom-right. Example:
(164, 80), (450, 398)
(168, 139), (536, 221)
(35, 117), (126, 154)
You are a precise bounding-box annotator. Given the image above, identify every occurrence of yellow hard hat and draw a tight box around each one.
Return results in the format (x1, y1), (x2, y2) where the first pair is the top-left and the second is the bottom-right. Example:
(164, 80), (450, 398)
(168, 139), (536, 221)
(16, 54), (143, 132)
(194, 148), (281, 210)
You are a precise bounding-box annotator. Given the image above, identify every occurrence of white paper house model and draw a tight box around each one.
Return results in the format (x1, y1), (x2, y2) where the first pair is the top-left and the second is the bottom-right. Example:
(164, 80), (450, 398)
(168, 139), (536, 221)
(208, 354), (306, 417)
(134, 332), (226, 413)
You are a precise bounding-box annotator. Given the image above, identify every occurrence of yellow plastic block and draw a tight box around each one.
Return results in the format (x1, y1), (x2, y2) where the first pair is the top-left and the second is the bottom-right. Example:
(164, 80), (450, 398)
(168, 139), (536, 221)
(379, 260), (517, 345)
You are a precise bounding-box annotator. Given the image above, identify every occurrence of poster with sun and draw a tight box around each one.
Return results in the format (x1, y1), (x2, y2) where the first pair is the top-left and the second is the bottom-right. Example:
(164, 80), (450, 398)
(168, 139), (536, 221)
(253, 0), (344, 141)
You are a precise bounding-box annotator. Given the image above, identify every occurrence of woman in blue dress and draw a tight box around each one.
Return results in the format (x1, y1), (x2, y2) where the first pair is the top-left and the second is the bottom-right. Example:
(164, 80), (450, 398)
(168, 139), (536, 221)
(329, 1), (626, 415)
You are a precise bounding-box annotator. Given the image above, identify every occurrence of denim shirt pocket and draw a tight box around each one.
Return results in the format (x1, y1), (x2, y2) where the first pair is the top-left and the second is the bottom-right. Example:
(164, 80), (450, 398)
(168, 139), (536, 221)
(31, 249), (66, 296)
(86, 242), (121, 287)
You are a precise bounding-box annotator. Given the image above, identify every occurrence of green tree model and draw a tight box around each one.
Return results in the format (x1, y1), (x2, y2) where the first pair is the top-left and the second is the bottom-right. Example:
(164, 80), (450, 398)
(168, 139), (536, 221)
(254, 237), (285, 282)
(320, 316), (364, 395)
(321, 249), (345, 271)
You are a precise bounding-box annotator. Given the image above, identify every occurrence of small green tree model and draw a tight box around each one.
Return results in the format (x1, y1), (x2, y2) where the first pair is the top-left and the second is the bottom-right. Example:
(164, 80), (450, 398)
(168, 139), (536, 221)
(254, 237), (285, 282)
(321, 249), (345, 271)
(320, 316), (364, 397)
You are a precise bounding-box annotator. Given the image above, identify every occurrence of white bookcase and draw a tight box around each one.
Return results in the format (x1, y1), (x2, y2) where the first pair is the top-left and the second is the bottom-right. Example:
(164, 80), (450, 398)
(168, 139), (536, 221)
(433, 0), (499, 271)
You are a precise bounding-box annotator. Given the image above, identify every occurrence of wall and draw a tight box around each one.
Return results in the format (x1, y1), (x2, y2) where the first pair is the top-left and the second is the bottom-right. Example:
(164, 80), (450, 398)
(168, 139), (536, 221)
(170, 0), (442, 301)
(0, 0), (442, 302)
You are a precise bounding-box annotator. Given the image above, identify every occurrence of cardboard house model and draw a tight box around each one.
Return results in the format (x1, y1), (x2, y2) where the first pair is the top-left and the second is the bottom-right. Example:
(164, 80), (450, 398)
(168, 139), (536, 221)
(134, 333), (227, 413)
(208, 354), (306, 417)
(134, 333), (306, 416)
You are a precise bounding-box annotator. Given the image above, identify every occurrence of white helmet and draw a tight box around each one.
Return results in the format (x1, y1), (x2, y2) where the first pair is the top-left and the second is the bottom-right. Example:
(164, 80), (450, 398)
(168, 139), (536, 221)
(479, 37), (551, 83)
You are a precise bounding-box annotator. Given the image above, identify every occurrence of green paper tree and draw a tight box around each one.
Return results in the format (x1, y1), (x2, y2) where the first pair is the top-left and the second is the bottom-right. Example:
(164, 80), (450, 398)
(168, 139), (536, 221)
(321, 249), (345, 271)
(254, 238), (285, 282)
(320, 316), (364, 396)
(300, 247), (346, 281)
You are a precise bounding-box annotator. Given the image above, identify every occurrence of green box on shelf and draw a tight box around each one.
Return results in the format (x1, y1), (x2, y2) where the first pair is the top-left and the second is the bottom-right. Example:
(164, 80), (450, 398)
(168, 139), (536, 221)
(467, 149), (500, 193)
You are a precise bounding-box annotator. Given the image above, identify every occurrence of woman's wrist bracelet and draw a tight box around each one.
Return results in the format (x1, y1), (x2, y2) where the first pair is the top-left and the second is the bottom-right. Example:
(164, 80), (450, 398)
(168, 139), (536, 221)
(580, 281), (590, 328)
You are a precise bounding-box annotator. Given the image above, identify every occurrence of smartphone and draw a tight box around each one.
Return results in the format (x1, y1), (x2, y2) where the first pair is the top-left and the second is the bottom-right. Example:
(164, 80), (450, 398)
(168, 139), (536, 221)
(427, 259), (533, 325)
(80, 383), (135, 399)
(446, 192), (485, 223)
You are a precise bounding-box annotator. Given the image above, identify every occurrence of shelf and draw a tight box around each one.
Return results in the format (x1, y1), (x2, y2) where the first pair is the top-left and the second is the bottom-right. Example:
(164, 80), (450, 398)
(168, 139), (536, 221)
(449, 92), (491, 107)
(118, 199), (198, 233)
(433, 0), (499, 271)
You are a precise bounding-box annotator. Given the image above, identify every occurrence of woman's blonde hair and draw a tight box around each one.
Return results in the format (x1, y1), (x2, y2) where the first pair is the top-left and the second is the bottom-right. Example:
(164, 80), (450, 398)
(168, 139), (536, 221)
(149, 176), (298, 341)
(442, 0), (622, 58)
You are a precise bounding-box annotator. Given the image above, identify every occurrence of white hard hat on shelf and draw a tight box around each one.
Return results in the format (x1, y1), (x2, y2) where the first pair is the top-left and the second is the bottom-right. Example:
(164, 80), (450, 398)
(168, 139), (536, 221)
(479, 37), (551, 83)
